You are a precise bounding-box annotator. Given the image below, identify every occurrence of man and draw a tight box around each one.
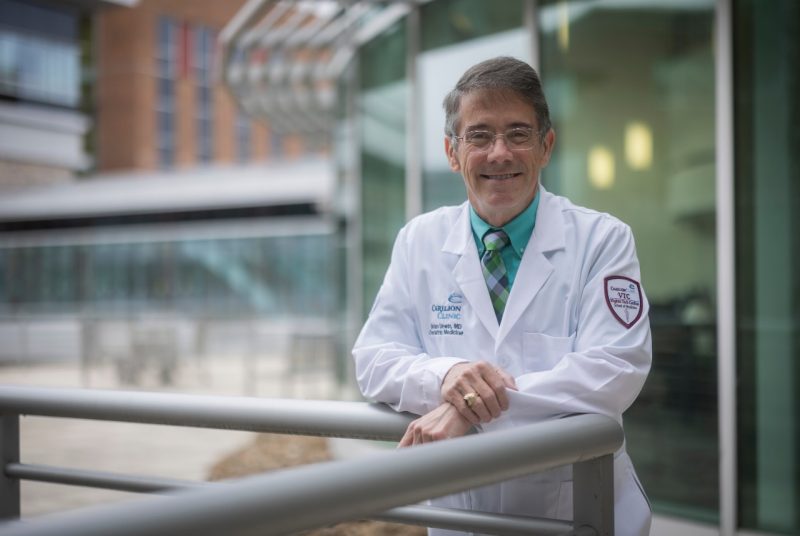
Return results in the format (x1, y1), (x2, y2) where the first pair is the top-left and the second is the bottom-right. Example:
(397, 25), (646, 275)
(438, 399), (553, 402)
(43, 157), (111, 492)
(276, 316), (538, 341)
(352, 56), (651, 536)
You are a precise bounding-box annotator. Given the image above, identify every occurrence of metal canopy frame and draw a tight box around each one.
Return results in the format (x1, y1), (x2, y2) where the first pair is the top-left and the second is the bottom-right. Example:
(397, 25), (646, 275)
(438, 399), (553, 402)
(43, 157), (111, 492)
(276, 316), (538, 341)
(219, 0), (419, 142)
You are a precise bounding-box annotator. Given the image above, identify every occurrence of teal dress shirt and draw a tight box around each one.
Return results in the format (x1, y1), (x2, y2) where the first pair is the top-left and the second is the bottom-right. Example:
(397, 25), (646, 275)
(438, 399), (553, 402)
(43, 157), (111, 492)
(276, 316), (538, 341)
(469, 191), (540, 289)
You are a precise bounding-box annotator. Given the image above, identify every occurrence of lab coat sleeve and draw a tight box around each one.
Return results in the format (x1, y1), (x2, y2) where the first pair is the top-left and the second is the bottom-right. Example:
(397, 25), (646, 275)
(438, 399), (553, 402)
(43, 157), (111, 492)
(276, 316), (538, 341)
(353, 224), (467, 416)
(488, 221), (652, 429)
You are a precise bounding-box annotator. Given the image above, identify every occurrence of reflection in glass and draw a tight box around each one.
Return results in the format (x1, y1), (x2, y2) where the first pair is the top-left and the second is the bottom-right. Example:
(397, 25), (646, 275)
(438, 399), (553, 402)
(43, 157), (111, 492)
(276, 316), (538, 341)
(735, 0), (800, 532)
(418, 0), (528, 212)
(0, 232), (338, 320)
(539, 0), (717, 522)
(358, 20), (407, 316)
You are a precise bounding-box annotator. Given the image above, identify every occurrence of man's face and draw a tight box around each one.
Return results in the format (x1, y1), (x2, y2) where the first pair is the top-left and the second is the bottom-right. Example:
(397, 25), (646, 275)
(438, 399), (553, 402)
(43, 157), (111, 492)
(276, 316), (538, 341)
(445, 89), (555, 228)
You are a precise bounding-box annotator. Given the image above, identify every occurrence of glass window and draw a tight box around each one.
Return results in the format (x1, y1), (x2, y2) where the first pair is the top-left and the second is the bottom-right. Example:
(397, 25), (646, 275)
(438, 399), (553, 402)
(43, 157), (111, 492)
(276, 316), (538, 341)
(40, 246), (75, 306)
(538, 0), (717, 523)
(358, 19), (407, 316)
(236, 112), (252, 162)
(195, 25), (215, 163)
(418, 0), (528, 212)
(0, 7), (80, 108)
(734, 0), (800, 532)
(157, 17), (176, 168)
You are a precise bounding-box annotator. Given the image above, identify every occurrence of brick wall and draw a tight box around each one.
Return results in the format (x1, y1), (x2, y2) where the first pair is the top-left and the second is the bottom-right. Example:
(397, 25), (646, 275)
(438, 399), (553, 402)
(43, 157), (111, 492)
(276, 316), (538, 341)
(95, 0), (280, 172)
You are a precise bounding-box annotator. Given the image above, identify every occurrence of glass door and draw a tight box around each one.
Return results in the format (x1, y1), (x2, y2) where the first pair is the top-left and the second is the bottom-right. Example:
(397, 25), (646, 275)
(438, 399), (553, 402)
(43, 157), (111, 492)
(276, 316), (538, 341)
(734, 0), (800, 532)
(538, 0), (718, 523)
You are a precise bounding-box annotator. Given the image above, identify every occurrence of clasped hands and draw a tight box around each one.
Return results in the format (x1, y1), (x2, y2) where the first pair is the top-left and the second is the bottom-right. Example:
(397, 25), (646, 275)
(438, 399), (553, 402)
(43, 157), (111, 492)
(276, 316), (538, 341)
(398, 361), (517, 447)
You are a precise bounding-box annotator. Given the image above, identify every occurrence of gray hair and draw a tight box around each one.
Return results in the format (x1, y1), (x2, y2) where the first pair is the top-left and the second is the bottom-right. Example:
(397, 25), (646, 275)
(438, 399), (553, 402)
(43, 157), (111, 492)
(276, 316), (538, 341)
(443, 56), (552, 139)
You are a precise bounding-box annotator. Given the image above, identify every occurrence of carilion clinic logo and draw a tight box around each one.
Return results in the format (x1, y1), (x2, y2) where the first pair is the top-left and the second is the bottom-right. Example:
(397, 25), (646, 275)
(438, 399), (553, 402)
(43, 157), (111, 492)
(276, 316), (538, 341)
(432, 293), (463, 320)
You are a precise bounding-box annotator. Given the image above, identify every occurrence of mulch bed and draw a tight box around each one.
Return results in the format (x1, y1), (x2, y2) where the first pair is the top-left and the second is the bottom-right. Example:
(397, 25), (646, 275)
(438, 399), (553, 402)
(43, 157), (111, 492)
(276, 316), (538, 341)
(208, 434), (427, 536)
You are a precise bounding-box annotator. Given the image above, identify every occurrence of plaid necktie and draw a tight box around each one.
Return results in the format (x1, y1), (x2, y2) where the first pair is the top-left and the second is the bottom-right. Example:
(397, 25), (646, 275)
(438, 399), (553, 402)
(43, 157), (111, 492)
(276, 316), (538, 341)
(481, 229), (510, 322)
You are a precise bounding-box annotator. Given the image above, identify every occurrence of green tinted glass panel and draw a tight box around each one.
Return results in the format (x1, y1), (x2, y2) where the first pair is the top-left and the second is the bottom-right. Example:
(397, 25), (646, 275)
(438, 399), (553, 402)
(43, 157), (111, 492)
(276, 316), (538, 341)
(421, 0), (525, 52)
(0, 232), (338, 319)
(359, 20), (407, 316)
(735, 0), (800, 532)
(418, 1), (528, 212)
(538, 0), (717, 522)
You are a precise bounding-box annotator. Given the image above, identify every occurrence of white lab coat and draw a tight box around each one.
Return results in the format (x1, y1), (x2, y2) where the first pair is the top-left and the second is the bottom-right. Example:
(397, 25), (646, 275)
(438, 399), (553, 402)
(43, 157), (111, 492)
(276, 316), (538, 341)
(353, 187), (652, 536)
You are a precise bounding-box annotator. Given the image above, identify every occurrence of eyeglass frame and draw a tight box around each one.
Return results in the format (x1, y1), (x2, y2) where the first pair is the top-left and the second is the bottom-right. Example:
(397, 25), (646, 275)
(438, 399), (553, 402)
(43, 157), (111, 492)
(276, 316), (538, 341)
(451, 126), (549, 152)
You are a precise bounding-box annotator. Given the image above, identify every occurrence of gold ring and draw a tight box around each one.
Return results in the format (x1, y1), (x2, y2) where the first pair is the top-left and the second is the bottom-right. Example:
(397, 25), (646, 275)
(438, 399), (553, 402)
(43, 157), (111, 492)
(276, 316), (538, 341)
(463, 392), (479, 408)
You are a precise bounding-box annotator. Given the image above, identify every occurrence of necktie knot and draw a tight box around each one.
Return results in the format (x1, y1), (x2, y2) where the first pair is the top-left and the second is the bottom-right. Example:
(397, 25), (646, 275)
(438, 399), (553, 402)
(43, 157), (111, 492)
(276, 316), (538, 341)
(483, 229), (509, 252)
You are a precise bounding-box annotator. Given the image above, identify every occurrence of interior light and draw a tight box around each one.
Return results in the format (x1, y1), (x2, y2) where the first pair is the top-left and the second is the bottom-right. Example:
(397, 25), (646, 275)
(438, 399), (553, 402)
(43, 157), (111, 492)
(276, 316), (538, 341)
(588, 146), (615, 190)
(558, 1), (570, 52)
(625, 121), (653, 170)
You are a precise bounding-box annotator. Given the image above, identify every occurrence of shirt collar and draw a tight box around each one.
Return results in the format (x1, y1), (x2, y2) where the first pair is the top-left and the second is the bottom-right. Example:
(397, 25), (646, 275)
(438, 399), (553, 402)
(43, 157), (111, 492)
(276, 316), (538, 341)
(469, 188), (540, 257)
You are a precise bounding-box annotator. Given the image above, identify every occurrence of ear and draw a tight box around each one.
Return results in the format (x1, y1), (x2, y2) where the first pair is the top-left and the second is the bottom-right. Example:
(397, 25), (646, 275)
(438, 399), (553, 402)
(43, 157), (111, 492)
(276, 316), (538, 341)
(444, 136), (461, 172)
(539, 128), (556, 167)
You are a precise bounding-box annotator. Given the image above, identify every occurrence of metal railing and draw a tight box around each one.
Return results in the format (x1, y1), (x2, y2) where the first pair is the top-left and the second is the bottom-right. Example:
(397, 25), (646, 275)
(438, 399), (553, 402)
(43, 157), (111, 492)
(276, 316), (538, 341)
(0, 385), (622, 535)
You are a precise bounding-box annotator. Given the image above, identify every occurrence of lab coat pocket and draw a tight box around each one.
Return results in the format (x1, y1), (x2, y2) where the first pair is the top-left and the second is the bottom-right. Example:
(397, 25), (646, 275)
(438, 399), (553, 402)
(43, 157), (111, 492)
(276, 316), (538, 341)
(522, 332), (575, 372)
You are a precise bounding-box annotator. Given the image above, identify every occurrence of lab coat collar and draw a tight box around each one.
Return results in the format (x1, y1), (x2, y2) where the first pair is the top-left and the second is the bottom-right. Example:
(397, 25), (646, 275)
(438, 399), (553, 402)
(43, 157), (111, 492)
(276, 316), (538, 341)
(497, 185), (566, 343)
(442, 204), (500, 338)
(530, 185), (566, 253)
(441, 187), (567, 341)
(441, 202), (472, 256)
(441, 186), (564, 255)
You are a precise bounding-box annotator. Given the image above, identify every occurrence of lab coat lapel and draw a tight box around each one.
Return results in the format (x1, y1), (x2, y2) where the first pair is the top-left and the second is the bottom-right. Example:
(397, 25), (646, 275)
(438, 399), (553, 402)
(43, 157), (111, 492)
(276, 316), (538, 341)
(496, 188), (566, 345)
(442, 204), (499, 339)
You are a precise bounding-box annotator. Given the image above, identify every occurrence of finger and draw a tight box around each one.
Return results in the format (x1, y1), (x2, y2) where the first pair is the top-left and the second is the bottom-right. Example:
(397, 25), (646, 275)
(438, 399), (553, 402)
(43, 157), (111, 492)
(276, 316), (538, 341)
(442, 363), (484, 400)
(497, 368), (517, 390)
(414, 422), (425, 445)
(444, 376), (476, 403)
(483, 375), (509, 412)
(460, 400), (481, 426)
(467, 364), (505, 415)
(473, 382), (502, 419)
(484, 367), (516, 410)
(445, 387), (480, 425)
(398, 428), (413, 448)
(452, 392), (480, 425)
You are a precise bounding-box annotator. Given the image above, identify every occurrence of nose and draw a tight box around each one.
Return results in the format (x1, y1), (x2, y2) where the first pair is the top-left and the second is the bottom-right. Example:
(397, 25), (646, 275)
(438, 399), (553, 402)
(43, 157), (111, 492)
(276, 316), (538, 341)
(486, 135), (514, 163)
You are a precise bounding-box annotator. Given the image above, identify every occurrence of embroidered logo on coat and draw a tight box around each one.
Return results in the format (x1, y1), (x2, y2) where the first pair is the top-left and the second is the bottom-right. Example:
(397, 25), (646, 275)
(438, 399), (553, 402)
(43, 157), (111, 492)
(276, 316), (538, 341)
(604, 276), (643, 329)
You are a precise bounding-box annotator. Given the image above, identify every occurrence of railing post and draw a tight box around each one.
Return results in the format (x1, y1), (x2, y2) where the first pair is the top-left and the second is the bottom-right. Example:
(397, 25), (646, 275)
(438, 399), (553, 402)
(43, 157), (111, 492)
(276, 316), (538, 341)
(0, 413), (20, 519)
(573, 454), (614, 536)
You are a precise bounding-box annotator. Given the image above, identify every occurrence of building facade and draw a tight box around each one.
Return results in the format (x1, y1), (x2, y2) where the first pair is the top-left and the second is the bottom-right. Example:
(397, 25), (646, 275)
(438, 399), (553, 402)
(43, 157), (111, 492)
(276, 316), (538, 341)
(0, 1), (342, 381)
(0, 0), (114, 190)
(221, 1), (799, 535)
(94, 0), (309, 171)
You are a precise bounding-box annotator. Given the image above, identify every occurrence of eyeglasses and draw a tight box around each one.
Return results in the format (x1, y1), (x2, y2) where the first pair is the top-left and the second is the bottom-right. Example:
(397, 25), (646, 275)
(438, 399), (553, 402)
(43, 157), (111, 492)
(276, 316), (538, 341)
(453, 127), (539, 152)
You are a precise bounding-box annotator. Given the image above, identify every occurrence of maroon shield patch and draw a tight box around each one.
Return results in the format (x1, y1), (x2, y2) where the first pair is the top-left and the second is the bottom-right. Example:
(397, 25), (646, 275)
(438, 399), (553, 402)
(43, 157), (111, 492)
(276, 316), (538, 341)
(604, 276), (643, 328)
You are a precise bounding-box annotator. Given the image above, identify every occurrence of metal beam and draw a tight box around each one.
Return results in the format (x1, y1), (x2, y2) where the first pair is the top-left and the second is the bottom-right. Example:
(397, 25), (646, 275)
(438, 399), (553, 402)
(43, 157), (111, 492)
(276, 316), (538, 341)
(4, 464), (199, 494)
(376, 504), (581, 536)
(573, 455), (613, 536)
(0, 412), (621, 536)
(0, 414), (19, 519)
(0, 386), (414, 441)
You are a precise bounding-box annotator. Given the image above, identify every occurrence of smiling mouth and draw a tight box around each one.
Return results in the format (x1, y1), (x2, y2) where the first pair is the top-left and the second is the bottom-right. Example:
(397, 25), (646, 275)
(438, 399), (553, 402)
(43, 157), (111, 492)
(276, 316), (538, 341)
(481, 172), (521, 180)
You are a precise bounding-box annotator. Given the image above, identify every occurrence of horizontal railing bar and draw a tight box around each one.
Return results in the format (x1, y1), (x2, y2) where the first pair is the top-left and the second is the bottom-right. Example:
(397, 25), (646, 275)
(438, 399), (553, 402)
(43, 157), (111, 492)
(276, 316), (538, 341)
(6, 465), (590, 535)
(376, 504), (580, 536)
(0, 386), (415, 441)
(4, 463), (199, 494)
(0, 413), (622, 536)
